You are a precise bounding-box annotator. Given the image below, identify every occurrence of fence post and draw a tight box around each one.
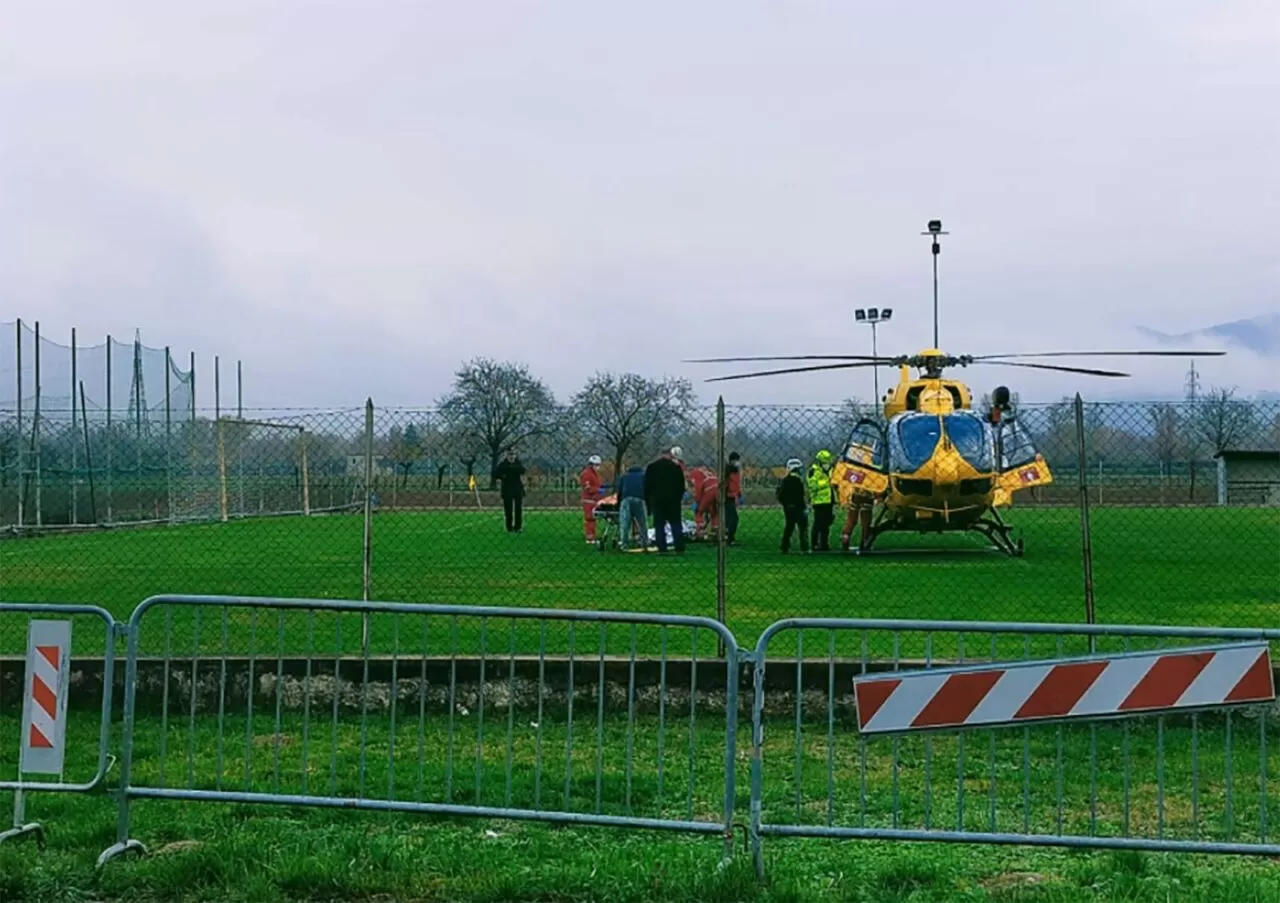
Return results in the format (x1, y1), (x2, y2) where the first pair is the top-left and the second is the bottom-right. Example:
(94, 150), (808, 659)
(33, 320), (42, 528)
(716, 397), (727, 659)
(362, 398), (375, 653)
(214, 356), (221, 520)
(106, 336), (113, 525)
(71, 327), (78, 525)
(300, 429), (311, 515)
(164, 347), (173, 523)
(188, 351), (196, 521)
(80, 382), (97, 522)
(237, 359), (245, 517)
(216, 417), (229, 523)
(15, 319), (22, 528)
(1074, 393), (1096, 641)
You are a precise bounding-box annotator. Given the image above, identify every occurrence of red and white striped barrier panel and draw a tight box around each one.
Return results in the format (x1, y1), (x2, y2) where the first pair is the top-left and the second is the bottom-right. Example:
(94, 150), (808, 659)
(854, 642), (1274, 734)
(20, 620), (72, 776)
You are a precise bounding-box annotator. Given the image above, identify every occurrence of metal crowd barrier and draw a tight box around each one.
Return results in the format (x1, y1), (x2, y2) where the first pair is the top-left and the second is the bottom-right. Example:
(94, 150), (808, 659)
(5, 597), (1280, 881)
(0, 602), (119, 849)
(746, 617), (1280, 879)
(96, 594), (742, 867)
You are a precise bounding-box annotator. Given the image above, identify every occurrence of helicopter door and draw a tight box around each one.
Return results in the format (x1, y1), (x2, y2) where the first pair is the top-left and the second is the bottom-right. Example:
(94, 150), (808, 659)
(994, 419), (1053, 499)
(834, 418), (890, 501)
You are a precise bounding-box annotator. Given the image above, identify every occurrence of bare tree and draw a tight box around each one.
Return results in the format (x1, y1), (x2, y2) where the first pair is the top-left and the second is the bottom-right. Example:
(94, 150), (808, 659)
(1195, 387), (1257, 454)
(438, 358), (558, 488)
(570, 372), (696, 476)
(1188, 387), (1257, 500)
(834, 397), (870, 438)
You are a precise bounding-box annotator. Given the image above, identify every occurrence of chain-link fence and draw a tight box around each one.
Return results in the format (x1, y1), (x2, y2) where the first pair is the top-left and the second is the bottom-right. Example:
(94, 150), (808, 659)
(0, 399), (1276, 648)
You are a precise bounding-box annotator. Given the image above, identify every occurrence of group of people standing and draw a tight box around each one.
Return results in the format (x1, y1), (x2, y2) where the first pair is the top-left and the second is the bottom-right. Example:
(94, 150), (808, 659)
(497, 444), (860, 555)
(583, 447), (743, 554)
(774, 449), (873, 553)
(774, 449), (838, 553)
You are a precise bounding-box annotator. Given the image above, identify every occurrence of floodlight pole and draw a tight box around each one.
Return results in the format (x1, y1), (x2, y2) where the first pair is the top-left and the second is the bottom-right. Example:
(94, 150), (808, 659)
(856, 309), (889, 410)
(920, 221), (949, 348)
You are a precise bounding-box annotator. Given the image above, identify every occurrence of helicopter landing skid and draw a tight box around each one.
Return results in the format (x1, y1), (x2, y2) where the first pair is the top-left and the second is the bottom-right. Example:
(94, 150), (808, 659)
(850, 507), (1024, 557)
(969, 510), (1025, 557)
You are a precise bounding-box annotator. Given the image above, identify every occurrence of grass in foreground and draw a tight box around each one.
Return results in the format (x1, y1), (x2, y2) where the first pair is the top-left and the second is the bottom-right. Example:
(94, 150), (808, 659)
(6, 705), (1280, 901)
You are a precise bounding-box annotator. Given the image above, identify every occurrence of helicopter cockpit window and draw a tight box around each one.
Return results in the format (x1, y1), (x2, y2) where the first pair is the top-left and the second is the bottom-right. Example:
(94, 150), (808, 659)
(891, 414), (944, 472)
(997, 420), (1041, 471)
(943, 412), (994, 472)
(843, 419), (888, 471)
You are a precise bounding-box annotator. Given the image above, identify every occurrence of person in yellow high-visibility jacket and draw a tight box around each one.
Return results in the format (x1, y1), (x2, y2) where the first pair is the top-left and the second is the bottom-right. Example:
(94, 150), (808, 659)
(807, 449), (836, 551)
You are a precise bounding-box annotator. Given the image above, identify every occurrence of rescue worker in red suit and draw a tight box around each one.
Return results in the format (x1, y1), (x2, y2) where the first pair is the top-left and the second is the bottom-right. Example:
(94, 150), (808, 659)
(839, 484), (875, 551)
(723, 451), (743, 544)
(580, 454), (605, 543)
(688, 465), (720, 540)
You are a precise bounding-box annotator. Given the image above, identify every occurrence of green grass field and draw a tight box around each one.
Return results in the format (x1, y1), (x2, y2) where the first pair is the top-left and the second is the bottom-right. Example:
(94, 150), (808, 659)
(1, 506), (1277, 646)
(6, 705), (1280, 902)
(1, 504), (1278, 900)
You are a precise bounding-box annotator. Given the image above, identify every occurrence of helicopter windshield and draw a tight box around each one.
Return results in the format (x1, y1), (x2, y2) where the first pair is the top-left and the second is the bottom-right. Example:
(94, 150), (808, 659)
(891, 414), (943, 472)
(890, 412), (994, 473)
(945, 412), (994, 471)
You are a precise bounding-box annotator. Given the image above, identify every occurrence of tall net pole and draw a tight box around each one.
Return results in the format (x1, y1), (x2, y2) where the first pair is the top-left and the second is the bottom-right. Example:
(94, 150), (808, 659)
(15, 319), (23, 528)
(237, 359), (244, 517)
(215, 356), (225, 522)
(165, 347), (173, 523)
(70, 327), (78, 525)
(106, 335), (113, 525)
(133, 331), (143, 519)
(188, 351), (196, 520)
(33, 320), (42, 528)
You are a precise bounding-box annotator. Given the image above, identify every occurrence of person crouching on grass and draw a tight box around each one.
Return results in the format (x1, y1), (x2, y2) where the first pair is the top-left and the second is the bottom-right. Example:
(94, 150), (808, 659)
(688, 465), (720, 541)
(493, 447), (526, 533)
(776, 458), (809, 553)
(579, 454), (605, 544)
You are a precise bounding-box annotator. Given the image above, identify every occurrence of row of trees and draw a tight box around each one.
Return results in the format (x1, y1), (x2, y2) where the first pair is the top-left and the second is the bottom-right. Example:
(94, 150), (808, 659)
(426, 358), (1278, 491)
(435, 359), (699, 487)
(3, 358), (1274, 498)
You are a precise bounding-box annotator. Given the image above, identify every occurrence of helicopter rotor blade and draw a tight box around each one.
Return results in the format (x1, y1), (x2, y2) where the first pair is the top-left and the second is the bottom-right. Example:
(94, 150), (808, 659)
(684, 354), (890, 363)
(702, 361), (886, 383)
(971, 350), (1225, 361)
(972, 361), (1130, 377)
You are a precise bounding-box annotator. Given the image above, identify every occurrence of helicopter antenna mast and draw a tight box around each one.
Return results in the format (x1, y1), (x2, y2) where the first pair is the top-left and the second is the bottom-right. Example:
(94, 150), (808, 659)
(920, 219), (948, 347)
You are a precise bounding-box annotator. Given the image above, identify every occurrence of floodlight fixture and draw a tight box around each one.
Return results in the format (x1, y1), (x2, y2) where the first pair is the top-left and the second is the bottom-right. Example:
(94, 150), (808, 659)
(855, 307), (891, 403)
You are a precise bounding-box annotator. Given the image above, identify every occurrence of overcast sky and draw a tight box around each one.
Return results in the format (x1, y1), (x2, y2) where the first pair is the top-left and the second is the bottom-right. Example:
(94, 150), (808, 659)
(2, 1), (1276, 409)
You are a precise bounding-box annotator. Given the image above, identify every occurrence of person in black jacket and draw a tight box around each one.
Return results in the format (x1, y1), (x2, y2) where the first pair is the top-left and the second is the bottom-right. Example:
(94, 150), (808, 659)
(644, 446), (687, 553)
(775, 458), (809, 553)
(492, 447), (527, 533)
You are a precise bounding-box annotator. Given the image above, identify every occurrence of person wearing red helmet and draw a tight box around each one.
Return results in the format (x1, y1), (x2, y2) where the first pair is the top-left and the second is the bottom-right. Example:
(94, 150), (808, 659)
(580, 454), (605, 543)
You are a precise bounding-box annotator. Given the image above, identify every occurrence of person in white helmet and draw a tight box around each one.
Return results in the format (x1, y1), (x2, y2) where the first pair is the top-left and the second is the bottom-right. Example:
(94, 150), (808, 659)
(579, 454), (605, 543)
(775, 458), (809, 553)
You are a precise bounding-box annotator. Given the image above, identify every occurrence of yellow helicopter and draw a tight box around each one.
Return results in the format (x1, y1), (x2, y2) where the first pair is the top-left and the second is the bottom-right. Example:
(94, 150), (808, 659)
(688, 348), (1222, 556)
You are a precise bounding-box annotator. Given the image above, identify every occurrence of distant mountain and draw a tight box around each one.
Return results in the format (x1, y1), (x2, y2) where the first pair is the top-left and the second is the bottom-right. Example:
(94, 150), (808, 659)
(1137, 313), (1280, 358)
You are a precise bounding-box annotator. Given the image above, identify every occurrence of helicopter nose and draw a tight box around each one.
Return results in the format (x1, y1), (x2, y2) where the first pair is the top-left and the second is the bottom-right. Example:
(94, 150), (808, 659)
(932, 448), (964, 490)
